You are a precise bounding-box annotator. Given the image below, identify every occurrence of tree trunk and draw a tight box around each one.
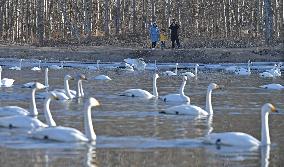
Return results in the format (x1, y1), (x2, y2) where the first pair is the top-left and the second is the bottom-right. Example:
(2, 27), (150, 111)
(263, 0), (274, 45)
(37, 0), (44, 45)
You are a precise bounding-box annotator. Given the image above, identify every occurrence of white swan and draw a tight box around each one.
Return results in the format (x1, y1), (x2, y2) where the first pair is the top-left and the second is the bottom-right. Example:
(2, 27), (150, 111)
(50, 61), (64, 70)
(0, 83), (48, 129)
(31, 60), (41, 71)
(9, 59), (23, 70)
(161, 83), (219, 115)
(160, 76), (190, 103)
(204, 103), (277, 146)
(75, 74), (87, 98)
(265, 63), (282, 77)
(259, 71), (274, 78)
(93, 75), (112, 81)
(52, 75), (75, 100)
(145, 60), (157, 71)
(23, 68), (49, 88)
(225, 65), (238, 72)
(235, 60), (252, 76)
(87, 60), (101, 70)
(0, 82), (46, 117)
(163, 63), (178, 76)
(124, 58), (147, 71)
(37, 75), (74, 100)
(0, 66), (15, 87)
(260, 84), (284, 90)
(30, 97), (100, 142)
(182, 64), (199, 79)
(119, 73), (159, 99)
(53, 74), (87, 98)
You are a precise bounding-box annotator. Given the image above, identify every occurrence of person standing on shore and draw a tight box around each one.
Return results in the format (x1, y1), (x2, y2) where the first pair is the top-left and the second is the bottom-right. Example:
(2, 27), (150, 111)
(169, 18), (181, 49)
(160, 29), (167, 50)
(150, 22), (160, 49)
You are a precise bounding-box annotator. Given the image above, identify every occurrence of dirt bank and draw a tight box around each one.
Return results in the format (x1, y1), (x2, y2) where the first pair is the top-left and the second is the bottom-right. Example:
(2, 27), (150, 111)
(0, 44), (283, 63)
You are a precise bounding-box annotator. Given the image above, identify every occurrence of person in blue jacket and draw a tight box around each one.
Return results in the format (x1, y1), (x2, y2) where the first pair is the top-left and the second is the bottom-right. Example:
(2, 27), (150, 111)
(150, 22), (160, 49)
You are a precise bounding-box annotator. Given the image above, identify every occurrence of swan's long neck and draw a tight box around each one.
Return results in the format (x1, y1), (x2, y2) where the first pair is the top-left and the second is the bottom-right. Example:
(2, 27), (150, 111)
(19, 59), (22, 69)
(29, 88), (38, 116)
(175, 64), (178, 74)
(43, 97), (57, 126)
(179, 80), (188, 101)
(79, 80), (84, 97)
(152, 76), (158, 97)
(195, 65), (198, 80)
(96, 61), (100, 70)
(261, 110), (271, 145)
(84, 104), (96, 141)
(76, 80), (82, 98)
(64, 79), (72, 99)
(248, 63), (251, 73)
(205, 88), (213, 115)
(38, 60), (41, 68)
(45, 68), (49, 88)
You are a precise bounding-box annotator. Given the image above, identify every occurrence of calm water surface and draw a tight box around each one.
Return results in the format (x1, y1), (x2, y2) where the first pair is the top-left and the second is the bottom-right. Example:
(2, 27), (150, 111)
(0, 66), (283, 167)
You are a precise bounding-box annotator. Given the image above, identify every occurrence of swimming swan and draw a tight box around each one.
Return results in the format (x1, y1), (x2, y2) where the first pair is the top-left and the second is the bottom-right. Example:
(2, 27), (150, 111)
(119, 73), (159, 99)
(160, 76), (190, 103)
(30, 97), (100, 142)
(0, 66), (15, 87)
(0, 83), (47, 128)
(42, 75), (75, 100)
(93, 75), (112, 81)
(87, 60), (100, 70)
(0, 82), (46, 117)
(50, 61), (64, 70)
(182, 64), (199, 80)
(161, 83), (219, 115)
(259, 84), (284, 90)
(31, 60), (41, 71)
(23, 68), (49, 88)
(204, 103), (278, 146)
(235, 60), (252, 76)
(163, 63), (178, 76)
(9, 59), (23, 70)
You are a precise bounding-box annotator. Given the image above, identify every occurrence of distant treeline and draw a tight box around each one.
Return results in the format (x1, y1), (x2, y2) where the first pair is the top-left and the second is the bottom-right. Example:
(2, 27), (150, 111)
(0, 0), (283, 47)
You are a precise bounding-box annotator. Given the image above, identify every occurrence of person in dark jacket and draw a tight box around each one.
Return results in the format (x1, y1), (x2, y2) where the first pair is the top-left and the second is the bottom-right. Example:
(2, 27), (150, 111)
(169, 19), (181, 49)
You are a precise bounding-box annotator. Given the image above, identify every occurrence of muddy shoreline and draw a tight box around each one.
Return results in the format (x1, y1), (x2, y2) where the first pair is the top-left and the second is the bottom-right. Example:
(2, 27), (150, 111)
(0, 44), (283, 64)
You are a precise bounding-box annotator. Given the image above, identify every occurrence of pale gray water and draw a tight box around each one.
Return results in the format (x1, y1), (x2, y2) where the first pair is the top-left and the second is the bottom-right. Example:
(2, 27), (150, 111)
(0, 65), (283, 167)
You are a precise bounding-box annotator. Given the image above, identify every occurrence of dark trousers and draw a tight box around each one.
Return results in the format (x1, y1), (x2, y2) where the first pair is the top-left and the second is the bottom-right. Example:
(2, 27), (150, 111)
(152, 41), (157, 48)
(171, 38), (180, 48)
(161, 41), (166, 49)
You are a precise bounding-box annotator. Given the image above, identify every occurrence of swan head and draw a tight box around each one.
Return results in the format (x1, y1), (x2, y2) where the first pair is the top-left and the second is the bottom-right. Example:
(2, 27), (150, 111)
(87, 97), (100, 107)
(262, 103), (278, 114)
(208, 83), (220, 90)
(64, 75), (74, 81)
(195, 64), (199, 67)
(76, 74), (87, 81)
(182, 76), (187, 81)
(31, 82), (46, 90)
(153, 73), (159, 79)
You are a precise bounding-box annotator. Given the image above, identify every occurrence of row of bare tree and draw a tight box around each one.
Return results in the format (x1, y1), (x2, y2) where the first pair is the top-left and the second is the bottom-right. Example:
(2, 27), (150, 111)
(0, 0), (283, 46)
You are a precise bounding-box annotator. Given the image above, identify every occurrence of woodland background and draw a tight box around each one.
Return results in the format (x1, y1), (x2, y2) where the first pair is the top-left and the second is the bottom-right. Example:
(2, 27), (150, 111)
(0, 0), (283, 48)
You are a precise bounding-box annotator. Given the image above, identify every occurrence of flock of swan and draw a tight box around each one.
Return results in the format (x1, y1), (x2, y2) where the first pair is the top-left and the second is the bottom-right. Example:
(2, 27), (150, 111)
(0, 58), (283, 149)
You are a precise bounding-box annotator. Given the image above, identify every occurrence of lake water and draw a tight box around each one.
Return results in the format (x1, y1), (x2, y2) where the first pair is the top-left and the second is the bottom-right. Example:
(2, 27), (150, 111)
(0, 61), (283, 166)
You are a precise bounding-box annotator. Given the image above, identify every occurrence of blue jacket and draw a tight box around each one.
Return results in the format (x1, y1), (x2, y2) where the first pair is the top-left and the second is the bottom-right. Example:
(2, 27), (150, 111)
(150, 25), (160, 42)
